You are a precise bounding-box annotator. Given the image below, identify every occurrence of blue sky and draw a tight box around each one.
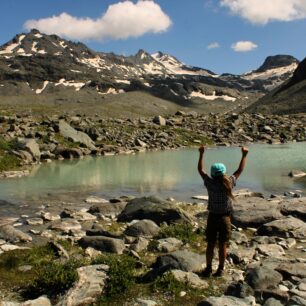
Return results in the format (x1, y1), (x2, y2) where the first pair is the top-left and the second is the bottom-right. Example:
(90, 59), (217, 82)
(1, 0), (306, 74)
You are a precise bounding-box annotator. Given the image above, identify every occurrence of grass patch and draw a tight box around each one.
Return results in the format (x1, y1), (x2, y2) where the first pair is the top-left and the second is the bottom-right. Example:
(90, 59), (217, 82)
(93, 254), (136, 300)
(0, 154), (22, 171)
(24, 259), (81, 298)
(156, 223), (198, 245)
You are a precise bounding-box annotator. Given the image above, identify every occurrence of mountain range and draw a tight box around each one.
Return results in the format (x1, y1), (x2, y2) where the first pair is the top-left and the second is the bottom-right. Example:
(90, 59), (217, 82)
(0, 29), (305, 115)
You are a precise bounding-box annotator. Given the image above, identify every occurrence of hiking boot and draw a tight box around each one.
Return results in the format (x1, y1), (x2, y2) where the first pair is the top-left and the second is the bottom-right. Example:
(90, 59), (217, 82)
(213, 267), (224, 277)
(200, 266), (212, 277)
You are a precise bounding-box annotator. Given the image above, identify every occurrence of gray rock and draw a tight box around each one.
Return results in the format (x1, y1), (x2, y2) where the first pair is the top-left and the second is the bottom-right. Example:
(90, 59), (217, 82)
(17, 138), (41, 161)
(0, 225), (32, 243)
(130, 237), (149, 253)
(256, 244), (285, 257)
(135, 299), (157, 306)
(142, 250), (205, 282)
(225, 281), (254, 298)
(280, 197), (306, 222)
(153, 116), (166, 126)
(232, 197), (283, 228)
(288, 170), (306, 178)
(41, 212), (61, 222)
(1, 296), (52, 306)
(88, 202), (127, 218)
(58, 120), (96, 150)
(60, 209), (97, 221)
(49, 219), (82, 234)
(57, 264), (109, 306)
(254, 289), (289, 305)
(276, 262), (306, 279)
(117, 196), (193, 225)
(124, 219), (160, 238)
(26, 218), (44, 226)
(287, 295), (306, 305)
(79, 236), (125, 254)
(198, 295), (256, 306)
(245, 266), (283, 290)
(257, 216), (306, 239)
(157, 237), (183, 253)
(170, 269), (209, 289)
(263, 297), (284, 306)
(228, 245), (256, 264)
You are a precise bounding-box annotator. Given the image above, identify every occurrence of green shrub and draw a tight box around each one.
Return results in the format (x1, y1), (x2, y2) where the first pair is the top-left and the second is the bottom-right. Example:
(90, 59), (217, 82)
(93, 254), (136, 298)
(151, 272), (187, 296)
(0, 244), (56, 270)
(156, 223), (197, 244)
(25, 259), (81, 297)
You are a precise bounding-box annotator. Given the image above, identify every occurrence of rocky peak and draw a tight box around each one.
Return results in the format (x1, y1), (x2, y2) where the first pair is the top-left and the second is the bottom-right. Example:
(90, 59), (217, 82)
(255, 55), (299, 73)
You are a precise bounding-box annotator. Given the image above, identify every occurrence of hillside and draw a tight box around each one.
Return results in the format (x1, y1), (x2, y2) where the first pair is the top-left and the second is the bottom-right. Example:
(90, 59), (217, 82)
(0, 29), (301, 116)
(246, 57), (306, 114)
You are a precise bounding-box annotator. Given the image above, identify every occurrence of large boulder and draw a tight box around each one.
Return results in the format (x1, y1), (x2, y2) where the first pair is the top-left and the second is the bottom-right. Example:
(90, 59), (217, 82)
(245, 266), (283, 290)
(57, 264), (109, 306)
(280, 197), (306, 222)
(88, 202), (127, 218)
(257, 216), (306, 239)
(124, 220), (160, 238)
(58, 120), (96, 150)
(232, 197), (283, 228)
(78, 236), (125, 254)
(275, 262), (306, 279)
(143, 250), (205, 281)
(18, 138), (41, 161)
(117, 196), (193, 225)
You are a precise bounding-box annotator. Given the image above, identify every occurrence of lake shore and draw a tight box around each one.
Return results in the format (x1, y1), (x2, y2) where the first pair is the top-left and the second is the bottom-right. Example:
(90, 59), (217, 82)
(0, 111), (305, 177)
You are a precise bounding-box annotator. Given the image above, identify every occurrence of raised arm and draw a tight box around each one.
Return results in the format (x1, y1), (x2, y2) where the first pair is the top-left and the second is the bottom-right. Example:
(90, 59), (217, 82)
(198, 145), (207, 179)
(233, 147), (249, 179)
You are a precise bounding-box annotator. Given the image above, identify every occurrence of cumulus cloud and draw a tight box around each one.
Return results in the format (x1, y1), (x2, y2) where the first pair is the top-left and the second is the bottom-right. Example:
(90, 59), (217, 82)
(24, 1), (172, 41)
(207, 42), (220, 49)
(231, 41), (258, 52)
(221, 0), (306, 24)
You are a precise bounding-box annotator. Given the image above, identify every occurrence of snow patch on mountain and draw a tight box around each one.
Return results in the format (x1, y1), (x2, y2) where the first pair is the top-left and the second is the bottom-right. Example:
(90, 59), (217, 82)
(190, 91), (236, 102)
(243, 63), (298, 81)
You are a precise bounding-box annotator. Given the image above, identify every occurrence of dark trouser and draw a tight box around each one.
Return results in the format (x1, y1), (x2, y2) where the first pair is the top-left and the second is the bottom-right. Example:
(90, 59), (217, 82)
(205, 212), (231, 243)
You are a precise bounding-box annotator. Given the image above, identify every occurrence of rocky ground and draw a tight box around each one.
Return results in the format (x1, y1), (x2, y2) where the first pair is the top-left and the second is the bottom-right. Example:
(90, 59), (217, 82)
(0, 111), (305, 305)
(0, 192), (305, 306)
(0, 111), (305, 176)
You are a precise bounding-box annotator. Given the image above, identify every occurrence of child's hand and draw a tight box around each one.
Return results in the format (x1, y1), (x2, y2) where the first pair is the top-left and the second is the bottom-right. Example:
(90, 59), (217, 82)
(199, 145), (205, 154)
(241, 147), (249, 156)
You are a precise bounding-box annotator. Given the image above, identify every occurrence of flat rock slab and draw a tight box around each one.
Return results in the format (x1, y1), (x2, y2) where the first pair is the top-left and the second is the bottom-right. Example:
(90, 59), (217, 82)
(232, 197), (283, 228)
(0, 225), (32, 243)
(57, 264), (109, 306)
(256, 244), (285, 257)
(198, 295), (256, 306)
(117, 196), (193, 225)
(79, 236), (125, 254)
(276, 262), (306, 279)
(153, 250), (205, 273)
(170, 269), (208, 289)
(1, 296), (52, 306)
(88, 202), (127, 217)
(257, 216), (306, 239)
(50, 219), (82, 234)
(280, 197), (306, 222)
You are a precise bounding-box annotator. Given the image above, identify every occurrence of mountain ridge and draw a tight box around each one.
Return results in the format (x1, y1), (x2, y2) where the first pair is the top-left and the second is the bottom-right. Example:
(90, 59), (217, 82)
(0, 29), (303, 115)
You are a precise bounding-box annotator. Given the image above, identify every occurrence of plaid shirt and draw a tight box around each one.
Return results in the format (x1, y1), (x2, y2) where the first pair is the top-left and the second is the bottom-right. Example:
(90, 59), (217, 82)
(203, 175), (236, 214)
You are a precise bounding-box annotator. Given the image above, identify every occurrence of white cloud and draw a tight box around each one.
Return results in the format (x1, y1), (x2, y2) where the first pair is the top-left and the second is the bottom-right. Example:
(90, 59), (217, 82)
(24, 1), (172, 41)
(207, 42), (220, 49)
(221, 0), (306, 24)
(231, 41), (258, 52)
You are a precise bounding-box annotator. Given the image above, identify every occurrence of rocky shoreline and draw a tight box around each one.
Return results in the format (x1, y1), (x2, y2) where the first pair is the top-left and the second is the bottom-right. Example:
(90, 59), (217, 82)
(0, 111), (305, 176)
(0, 190), (305, 305)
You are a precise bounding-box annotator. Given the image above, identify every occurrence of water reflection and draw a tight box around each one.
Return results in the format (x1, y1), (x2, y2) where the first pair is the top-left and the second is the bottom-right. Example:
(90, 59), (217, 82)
(0, 142), (305, 203)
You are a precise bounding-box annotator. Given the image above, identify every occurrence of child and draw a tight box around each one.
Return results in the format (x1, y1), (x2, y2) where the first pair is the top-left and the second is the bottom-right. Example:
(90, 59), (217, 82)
(197, 145), (249, 277)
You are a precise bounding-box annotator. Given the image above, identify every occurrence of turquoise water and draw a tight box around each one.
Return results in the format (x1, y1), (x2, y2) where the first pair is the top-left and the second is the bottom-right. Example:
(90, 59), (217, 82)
(0, 143), (305, 206)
